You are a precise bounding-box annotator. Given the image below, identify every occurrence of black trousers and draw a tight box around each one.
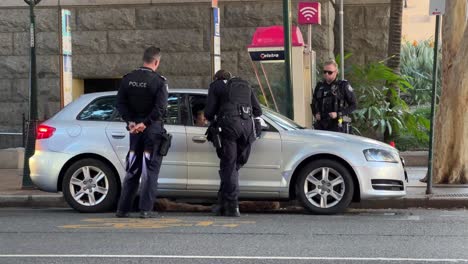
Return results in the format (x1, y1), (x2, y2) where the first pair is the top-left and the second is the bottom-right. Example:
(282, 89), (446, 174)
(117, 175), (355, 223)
(216, 117), (254, 202)
(117, 122), (164, 212)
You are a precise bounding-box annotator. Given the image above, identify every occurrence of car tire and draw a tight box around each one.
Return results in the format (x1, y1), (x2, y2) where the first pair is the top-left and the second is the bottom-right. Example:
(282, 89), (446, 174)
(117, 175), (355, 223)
(296, 159), (354, 215)
(62, 158), (119, 213)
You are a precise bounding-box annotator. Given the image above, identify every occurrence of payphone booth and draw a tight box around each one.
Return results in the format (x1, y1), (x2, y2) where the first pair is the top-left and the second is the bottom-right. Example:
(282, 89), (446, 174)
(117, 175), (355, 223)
(248, 25), (315, 128)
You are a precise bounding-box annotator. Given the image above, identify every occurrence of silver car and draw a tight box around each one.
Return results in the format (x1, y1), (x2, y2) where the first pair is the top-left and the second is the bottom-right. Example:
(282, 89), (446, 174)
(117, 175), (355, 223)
(30, 89), (407, 214)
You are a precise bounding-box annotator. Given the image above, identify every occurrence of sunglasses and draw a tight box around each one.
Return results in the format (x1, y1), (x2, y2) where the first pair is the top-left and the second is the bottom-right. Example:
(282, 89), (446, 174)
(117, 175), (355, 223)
(323, 70), (335, 75)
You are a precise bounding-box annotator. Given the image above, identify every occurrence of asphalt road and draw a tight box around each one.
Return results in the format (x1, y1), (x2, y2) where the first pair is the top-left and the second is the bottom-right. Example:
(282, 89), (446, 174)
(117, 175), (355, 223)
(1, 208), (468, 264)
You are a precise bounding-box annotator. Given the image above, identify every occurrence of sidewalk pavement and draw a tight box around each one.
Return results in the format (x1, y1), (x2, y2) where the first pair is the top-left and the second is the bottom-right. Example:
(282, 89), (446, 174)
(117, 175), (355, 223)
(1, 167), (467, 211)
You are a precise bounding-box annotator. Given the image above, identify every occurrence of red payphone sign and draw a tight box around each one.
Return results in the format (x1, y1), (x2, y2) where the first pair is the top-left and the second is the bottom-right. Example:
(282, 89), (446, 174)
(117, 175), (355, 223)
(298, 2), (321, 25)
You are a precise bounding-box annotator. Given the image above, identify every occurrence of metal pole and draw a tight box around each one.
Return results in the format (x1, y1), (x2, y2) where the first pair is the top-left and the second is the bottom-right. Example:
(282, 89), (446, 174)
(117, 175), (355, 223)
(426, 15), (441, 195)
(283, 0), (293, 118)
(339, 0), (344, 79)
(22, 113), (25, 147)
(22, 0), (41, 189)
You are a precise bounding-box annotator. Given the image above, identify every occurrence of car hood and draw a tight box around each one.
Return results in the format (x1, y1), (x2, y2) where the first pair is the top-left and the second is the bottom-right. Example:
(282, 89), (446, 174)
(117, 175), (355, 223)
(281, 129), (396, 152)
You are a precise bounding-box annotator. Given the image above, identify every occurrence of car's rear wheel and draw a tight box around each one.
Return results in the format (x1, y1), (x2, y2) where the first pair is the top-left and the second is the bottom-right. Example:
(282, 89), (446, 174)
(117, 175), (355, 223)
(296, 159), (354, 214)
(62, 158), (119, 213)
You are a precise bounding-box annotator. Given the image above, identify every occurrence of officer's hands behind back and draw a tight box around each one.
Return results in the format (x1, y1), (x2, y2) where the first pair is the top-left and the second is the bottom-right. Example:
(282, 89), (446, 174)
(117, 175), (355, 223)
(129, 123), (146, 134)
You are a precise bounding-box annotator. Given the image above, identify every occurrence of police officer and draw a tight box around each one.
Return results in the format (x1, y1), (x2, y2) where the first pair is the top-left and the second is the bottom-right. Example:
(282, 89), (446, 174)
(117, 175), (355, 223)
(312, 60), (357, 133)
(205, 70), (262, 217)
(115, 46), (168, 219)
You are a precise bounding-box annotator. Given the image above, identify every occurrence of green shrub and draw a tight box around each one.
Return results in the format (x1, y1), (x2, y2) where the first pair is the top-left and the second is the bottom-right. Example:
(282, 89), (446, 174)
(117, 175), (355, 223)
(344, 61), (430, 143)
(400, 39), (441, 106)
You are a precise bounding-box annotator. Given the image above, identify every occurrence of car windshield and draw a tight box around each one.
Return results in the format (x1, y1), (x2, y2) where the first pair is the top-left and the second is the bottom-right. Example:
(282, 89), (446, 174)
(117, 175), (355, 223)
(262, 107), (304, 131)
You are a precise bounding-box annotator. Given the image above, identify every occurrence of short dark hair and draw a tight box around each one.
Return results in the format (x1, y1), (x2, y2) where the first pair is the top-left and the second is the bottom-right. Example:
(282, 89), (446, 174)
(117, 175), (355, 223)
(143, 46), (161, 63)
(213, 69), (232, 81)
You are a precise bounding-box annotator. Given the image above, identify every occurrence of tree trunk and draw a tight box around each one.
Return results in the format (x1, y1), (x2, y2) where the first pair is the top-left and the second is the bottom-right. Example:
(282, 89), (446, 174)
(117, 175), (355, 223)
(433, 0), (468, 184)
(384, 0), (403, 142)
(387, 0), (403, 74)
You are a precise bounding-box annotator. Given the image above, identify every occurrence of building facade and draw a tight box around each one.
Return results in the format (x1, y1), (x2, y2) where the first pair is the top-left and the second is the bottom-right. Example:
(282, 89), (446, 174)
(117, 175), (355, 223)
(0, 0), (390, 148)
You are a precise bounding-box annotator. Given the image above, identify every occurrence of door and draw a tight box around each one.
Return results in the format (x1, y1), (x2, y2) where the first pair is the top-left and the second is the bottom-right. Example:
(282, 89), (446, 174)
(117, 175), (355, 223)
(105, 94), (188, 189)
(186, 94), (282, 195)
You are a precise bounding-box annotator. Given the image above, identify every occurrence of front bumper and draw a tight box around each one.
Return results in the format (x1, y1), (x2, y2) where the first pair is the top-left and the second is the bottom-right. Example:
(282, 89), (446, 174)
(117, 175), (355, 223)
(30, 150), (73, 192)
(354, 162), (407, 200)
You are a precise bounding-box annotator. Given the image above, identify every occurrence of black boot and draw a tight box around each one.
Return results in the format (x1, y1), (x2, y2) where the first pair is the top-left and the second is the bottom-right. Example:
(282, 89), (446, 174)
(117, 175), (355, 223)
(224, 201), (240, 217)
(212, 192), (224, 216)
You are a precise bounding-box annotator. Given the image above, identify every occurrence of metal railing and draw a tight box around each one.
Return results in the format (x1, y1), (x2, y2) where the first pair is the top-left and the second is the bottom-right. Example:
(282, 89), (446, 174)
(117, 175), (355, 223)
(0, 114), (27, 147)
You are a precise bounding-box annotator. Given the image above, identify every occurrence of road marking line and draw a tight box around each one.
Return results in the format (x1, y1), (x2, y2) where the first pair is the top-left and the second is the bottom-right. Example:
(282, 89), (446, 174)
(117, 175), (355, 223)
(0, 255), (468, 262)
(59, 218), (255, 229)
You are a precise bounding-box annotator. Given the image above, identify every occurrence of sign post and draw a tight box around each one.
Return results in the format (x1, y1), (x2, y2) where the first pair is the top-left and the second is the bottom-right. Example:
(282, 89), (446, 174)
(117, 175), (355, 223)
(211, 0), (221, 77)
(60, 9), (73, 107)
(22, 0), (42, 189)
(283, 0), (293, 119)
(298, 2), (321, 112)
(426, 0), (445, 195)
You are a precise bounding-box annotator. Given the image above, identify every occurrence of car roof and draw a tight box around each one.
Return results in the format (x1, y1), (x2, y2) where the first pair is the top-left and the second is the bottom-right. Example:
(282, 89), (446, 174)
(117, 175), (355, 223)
(81, 89), (208, 99)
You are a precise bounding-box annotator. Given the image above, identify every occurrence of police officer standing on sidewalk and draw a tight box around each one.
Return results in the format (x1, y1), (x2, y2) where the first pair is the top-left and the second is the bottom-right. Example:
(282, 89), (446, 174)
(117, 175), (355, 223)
(115, 46), (168, 219)
(312, 60), (357, 133)
(205, 70), (262, 217)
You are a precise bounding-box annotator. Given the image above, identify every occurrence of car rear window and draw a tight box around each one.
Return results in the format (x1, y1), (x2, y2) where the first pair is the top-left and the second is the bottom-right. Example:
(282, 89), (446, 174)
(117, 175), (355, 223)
(77, 96), (117, 121)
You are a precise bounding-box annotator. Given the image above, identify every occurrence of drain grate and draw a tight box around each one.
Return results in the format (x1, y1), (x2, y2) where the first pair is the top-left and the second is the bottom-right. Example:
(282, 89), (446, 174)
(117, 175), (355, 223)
(432, 193), (468, 198)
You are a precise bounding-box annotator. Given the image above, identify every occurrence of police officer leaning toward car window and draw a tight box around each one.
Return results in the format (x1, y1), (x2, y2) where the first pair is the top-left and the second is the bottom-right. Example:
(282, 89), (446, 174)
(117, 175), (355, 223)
(312, 60), (357, 133)
(115, 46), (168, 219)
(205, 69), (262, 217)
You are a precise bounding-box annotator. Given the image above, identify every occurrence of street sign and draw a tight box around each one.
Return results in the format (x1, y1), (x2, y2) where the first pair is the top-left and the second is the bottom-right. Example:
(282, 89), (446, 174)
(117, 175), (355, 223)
(298, 2), (321, 25)
(61, 9), (73, 107)
(212, 7), (221, 75)
(429, 0), (445, 16)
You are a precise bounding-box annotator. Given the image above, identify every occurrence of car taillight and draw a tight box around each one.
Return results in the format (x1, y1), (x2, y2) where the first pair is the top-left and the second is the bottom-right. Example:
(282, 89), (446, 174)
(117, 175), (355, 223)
(37, 124), (56, 139)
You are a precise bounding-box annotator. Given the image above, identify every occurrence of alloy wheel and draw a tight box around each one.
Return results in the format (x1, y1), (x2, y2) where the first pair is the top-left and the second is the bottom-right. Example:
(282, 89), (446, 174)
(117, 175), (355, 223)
(303, 167), (346, 209)
(69, 166), (109, 206)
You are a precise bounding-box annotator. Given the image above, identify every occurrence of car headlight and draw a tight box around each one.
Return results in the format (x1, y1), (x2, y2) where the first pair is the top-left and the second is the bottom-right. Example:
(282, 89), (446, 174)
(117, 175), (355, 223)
(363, 148), (399, 163)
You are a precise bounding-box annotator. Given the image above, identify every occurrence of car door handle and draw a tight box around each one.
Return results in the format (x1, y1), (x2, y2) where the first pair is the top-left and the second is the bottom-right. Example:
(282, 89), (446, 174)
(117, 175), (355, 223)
(192, 136), (207, 143)
(111, 132), (126, 139)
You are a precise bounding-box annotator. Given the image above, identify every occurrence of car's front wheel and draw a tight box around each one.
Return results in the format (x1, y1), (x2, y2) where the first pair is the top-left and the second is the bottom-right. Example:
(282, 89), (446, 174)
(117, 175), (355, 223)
(62, 158), (119, 213)
(296, 159), (354, 214)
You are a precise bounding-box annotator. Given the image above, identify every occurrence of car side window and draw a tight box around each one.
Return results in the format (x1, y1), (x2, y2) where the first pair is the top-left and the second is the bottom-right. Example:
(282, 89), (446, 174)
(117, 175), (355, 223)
(165, 94), (184, 125)
(77, 96), (117, 121)
(188, 94), (208, 127)
(79, 94), (186, 125)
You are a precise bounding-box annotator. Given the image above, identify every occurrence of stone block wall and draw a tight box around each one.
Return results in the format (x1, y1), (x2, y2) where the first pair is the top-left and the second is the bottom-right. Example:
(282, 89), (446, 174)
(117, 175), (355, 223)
(334, 0), (391, 66)
(0, 7), (61, 147)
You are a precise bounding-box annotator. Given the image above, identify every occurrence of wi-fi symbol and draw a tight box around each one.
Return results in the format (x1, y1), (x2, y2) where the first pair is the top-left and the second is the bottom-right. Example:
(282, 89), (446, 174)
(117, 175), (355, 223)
(300, 6), (318, 20)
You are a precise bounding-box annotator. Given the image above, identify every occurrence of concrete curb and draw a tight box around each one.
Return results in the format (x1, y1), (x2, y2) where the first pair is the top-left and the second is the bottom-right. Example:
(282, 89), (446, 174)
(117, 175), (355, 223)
(0, 194), (67, 208)
(352, 197), (468, 209)
(1, 194), (467, 211)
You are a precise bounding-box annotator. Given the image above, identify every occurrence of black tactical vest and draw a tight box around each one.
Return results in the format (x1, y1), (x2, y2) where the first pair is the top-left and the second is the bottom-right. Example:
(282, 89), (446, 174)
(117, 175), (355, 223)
(316, 81), (345, 115)
(219, 77), (253, 119)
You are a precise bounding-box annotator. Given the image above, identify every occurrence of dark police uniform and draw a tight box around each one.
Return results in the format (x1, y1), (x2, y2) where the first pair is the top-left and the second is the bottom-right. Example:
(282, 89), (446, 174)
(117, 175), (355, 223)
(116, 66), (168, 215)
(205, 77), (262, 216)
(312, 79), (357, 133)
